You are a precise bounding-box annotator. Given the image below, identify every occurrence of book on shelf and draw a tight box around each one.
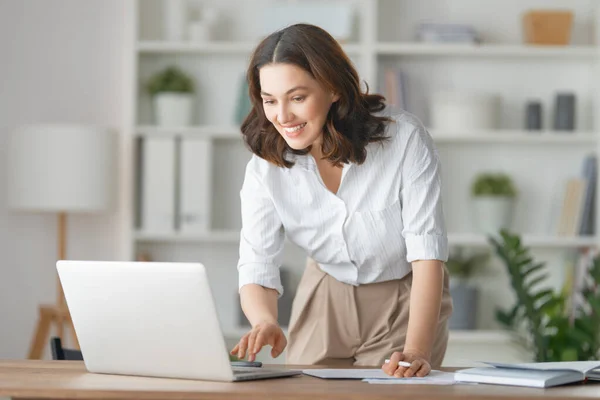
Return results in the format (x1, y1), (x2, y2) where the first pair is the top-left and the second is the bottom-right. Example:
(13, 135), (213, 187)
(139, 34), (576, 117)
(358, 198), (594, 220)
(381, 67), (407, 112)
(179, 138), (212, 233)
(138, 136), (214, 235)
(556, 153), (597, 236)
(454, 361), (600, 388)
(234, 75), (251, 125)
(579, 154), (597, 236)
(565, 246), (598, 317)
(140, 137), (176, 234)
(556, 178), (586, 236)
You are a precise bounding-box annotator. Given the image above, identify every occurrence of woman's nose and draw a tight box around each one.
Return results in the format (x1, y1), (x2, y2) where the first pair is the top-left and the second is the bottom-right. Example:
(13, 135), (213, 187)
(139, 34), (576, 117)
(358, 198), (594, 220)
(277, 105), (293, 125)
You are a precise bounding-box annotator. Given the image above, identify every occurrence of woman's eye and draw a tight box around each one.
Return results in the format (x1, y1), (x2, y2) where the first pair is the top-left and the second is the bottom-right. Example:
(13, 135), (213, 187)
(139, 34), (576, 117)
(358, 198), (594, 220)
(263, 99), (275, 105)
(293, 96), (305, 102)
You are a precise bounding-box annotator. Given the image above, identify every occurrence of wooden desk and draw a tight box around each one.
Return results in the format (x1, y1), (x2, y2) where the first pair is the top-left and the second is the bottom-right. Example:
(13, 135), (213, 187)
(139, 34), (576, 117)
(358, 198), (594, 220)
(1, 360), (599, 400)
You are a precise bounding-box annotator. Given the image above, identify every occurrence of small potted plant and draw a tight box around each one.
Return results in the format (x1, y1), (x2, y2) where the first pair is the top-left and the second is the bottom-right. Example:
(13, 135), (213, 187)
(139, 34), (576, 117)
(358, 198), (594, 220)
(146, 66), (195, 127)
(471, 172), (517, 236)
(446, 246), (490, 330)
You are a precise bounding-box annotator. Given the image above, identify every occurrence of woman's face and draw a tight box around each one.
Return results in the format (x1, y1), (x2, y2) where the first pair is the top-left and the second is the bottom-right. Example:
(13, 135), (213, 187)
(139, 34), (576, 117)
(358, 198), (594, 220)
(259, 63), (339, 151)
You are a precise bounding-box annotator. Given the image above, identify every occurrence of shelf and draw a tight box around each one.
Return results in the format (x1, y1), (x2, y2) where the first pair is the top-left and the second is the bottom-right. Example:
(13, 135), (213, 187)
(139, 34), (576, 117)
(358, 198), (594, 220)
(135, 125), (241, 139)
(430, 130), (597, 144)
(137, 41), (597, 58)
(135, 230), (240, 243)
(137, 41), (363, 56)
(449, 233), (598, 249)
(376, 42), (598, 58)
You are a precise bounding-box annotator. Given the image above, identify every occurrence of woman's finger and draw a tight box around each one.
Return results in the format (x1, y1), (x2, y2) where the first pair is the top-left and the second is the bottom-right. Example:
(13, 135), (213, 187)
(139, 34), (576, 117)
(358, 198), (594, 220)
(250, 331), (268, 361)
(384, 352), (403, 375)
(237, 334), (249, 359)
(403, 360), (423, 378)
(246, 329), (260, 361)
(230, 343), (239, 355)
(271, 333), (286, 358)
(415, 362), (431, 377)
(394, 366), (408, 378)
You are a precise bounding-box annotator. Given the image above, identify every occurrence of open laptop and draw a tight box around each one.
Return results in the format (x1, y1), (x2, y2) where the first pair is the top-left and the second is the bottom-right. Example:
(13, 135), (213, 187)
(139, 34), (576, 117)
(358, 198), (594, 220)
(56, 260), (300, 382)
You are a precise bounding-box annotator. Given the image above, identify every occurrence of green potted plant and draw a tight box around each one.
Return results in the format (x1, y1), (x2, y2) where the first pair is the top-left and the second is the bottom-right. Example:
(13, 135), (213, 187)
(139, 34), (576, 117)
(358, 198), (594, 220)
(471, 172), (517, 236)
(146, 66), (195, 127)
(446, 246), (490, 330)
(491, 230), (600, 361)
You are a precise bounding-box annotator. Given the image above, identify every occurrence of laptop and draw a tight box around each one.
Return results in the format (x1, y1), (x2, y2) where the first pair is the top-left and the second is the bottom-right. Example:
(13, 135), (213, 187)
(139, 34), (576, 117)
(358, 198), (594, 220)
(56, 260), (301, 382)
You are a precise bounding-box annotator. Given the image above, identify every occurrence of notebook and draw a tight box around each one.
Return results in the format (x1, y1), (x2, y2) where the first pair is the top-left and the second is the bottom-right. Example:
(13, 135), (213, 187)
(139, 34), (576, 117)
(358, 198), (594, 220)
(454, 361), (600, 388)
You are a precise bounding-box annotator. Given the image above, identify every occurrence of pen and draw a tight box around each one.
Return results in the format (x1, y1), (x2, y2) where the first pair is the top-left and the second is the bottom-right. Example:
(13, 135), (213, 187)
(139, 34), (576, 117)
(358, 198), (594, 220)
(384, 359), (412, 367)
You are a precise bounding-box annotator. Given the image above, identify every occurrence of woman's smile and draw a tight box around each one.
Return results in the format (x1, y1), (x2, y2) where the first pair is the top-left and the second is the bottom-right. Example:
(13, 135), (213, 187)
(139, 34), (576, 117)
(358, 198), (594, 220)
(282, 122), (307, 138)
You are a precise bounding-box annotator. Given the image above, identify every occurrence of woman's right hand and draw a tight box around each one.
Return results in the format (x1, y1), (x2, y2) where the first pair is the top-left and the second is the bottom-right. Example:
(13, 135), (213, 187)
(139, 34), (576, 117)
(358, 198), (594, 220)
(230, 320), (287, 362)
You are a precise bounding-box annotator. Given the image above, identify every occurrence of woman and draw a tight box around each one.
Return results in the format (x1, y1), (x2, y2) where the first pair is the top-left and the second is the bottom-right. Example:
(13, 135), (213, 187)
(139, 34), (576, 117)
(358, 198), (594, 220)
(231, 23), (452, 378)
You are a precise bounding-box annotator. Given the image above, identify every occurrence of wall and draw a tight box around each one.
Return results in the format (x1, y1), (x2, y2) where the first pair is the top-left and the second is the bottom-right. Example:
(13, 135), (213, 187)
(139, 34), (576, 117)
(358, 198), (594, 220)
(0, 0), (133, 359)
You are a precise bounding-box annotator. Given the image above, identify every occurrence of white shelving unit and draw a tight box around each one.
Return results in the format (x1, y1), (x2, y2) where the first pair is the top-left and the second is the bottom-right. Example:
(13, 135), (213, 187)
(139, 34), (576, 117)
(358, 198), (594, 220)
(138, 40), (364, 56)
(376, 42), (599, 58)
(129, 0), (600, 365)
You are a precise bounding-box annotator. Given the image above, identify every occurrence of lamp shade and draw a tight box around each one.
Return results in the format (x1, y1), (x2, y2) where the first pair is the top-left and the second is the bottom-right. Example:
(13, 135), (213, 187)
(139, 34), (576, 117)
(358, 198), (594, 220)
(7, 124), (115, 213)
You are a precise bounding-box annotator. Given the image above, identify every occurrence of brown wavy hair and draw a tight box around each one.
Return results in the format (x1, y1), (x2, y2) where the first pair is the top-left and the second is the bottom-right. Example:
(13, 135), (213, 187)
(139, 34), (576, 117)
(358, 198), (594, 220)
(241, 24), (391, 168)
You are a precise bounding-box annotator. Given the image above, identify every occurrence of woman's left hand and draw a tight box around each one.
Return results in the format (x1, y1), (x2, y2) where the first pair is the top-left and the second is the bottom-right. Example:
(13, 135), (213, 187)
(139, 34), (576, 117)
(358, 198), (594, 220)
(382, 351), (431, 378)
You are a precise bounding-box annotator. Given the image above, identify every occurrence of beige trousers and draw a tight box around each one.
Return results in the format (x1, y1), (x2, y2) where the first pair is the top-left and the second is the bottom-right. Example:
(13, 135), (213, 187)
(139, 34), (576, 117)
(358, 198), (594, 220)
(286, 258), (453, 367)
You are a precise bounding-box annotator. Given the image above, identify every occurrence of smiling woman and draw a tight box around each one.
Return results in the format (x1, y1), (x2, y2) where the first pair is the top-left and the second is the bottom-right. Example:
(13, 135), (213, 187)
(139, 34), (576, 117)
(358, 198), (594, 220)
(233, 23), (452, 379)
(241, 23), (389, 168)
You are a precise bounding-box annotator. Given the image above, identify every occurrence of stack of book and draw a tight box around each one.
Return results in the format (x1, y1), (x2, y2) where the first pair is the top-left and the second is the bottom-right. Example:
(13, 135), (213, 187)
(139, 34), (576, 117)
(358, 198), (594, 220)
(556, 154), (597, 236)
(416, 23), (480, 43)
(455, 361), (600, 388)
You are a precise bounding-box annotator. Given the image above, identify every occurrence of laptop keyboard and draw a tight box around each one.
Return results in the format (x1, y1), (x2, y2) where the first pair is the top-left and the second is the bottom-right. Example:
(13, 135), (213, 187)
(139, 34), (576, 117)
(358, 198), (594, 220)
(232, 366), (264, 374)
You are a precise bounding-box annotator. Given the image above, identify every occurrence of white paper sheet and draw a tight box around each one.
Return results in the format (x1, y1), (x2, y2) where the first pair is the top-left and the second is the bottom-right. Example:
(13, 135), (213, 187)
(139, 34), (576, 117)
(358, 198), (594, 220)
(302, 368), (456, 384)
(302, 369), (391, 379)
(364, 370), (456, 385)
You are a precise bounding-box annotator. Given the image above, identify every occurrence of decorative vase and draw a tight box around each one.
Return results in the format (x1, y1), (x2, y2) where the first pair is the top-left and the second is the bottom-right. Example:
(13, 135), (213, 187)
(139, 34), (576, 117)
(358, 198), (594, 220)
(525, 101), (543, 131)
(153, 93), (193, 127)
(448, 280), (478, 330)
(164, 0), (187, 41)
(553, 93), (576, 131)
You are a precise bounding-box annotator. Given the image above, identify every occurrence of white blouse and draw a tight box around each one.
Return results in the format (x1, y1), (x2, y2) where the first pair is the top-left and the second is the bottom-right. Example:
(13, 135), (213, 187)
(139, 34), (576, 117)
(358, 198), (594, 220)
(237, 109), (448, 296)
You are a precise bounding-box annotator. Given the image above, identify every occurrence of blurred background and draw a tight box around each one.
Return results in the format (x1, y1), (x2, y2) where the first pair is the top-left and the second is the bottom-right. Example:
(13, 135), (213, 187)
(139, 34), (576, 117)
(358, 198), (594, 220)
(1, 0), (599, 366)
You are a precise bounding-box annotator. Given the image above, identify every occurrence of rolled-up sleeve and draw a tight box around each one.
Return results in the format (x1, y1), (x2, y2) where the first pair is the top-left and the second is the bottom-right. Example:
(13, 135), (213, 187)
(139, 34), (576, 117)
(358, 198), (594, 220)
(399, 124), (448, 263)
(238, 158), (285, 296)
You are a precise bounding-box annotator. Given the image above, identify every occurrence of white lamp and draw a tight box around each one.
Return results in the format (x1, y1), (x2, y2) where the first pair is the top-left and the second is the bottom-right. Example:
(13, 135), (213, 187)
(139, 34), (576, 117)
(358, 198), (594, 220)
(7, 124), (115, 359)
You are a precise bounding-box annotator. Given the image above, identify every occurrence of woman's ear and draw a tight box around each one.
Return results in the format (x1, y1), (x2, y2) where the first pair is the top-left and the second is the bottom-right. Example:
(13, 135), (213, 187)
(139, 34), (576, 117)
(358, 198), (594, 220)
(331, 92), (340, 103)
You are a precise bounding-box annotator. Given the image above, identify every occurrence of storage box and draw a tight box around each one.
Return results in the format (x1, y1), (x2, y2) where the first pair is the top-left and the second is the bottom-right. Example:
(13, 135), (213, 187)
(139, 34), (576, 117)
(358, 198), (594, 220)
(522, 10), (573, 45)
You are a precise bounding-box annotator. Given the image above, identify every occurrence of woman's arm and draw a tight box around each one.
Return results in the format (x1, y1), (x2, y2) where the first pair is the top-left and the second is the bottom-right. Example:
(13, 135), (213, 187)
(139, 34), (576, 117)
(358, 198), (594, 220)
(240, 283), (279, 326)
(234, 283), (287, 361)
(382, 259), (444, 377)
(403, 259), (444, 359)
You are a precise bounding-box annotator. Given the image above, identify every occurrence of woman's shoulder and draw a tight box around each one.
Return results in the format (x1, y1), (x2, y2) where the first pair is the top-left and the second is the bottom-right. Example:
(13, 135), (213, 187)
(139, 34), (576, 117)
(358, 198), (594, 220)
(245, 154), (274, 176)
(245, 153), (303, 179)
(379, 106), (432, 147)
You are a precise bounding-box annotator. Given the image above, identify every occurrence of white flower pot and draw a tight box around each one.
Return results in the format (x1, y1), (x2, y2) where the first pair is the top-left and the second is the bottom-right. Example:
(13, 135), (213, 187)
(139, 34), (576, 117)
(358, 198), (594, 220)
(153, 93), (194, 127)
(471, 196), (515, 236)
